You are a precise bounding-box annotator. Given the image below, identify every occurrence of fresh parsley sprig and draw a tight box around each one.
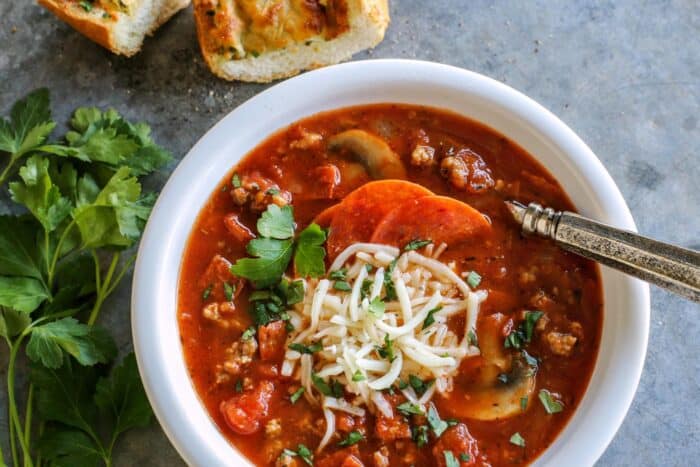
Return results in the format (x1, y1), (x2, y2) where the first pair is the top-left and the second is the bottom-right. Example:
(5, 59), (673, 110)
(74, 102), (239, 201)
(0, 89), (169, 467)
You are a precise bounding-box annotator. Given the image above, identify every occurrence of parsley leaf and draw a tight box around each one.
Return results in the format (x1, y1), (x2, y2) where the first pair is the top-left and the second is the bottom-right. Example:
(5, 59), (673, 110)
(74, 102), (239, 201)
(0, 88), (54, 158)
(26, 318), (116, 369)
(338, 431), (364, 447)
(230, 238), (294, 288)
(368, 297), (385, 317)
(523, 310), (544, 342)
(422, 305), (442, 329)
(290, 387), (304, 404)
(36, 428), (102, 467)
(404, 239), (432, 251)
(288, 341), (322, 354)
(376, 334), (396, 362)
(0, 276), (49, 313)
(294, 223), (327, 277)
(0, 215), (45, 279)
(257, 204), (295, 239)
(72, 167), (155, 248)
(538, 389), (564, 414)
(412, 424), (429, 447)
(510, 432), (526, 447)
(444, 450), (459, 467)
(466, 270), (481, 288)
(427, 403), (448, 437)
(0, 307), (31, 339)
(397, 402), (424, 416)
(352, 370), (365, 382)
(94, 353), (153, 438)
(333, 280), (352, 291)
(9, 155), (72, 232)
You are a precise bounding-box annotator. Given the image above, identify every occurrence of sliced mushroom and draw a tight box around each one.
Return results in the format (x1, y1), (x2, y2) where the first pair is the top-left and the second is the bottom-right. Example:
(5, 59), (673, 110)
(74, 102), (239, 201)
(441, 313), (536, 420)
(328, 129), (406, 179)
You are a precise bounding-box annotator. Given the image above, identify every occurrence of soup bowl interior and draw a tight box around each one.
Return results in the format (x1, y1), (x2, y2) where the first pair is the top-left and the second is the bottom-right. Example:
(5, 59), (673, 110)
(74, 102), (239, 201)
(132, 59), (649, 467)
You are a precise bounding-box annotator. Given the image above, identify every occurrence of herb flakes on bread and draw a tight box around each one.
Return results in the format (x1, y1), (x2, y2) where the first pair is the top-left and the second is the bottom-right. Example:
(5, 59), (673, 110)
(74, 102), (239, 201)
(193, 0), (390, 83)
(37, 0), (191, 56)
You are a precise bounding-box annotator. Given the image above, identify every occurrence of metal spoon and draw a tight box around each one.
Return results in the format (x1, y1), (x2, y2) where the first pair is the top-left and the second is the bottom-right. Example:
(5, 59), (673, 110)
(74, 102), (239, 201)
(505, 201), (700, 302)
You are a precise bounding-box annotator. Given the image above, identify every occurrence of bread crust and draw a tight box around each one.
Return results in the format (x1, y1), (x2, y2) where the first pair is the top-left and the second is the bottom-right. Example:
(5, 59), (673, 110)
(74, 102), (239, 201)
(193, 0), (390, 83)
(37, 0), (190, 56)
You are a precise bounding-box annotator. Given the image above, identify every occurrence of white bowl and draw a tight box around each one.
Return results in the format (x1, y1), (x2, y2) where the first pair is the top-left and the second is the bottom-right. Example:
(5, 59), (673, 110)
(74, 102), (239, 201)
(132, 59), (649, 467)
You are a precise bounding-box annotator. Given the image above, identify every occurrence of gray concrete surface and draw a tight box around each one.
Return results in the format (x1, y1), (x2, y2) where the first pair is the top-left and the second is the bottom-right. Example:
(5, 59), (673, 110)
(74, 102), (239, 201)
(1, 1), (699, 466)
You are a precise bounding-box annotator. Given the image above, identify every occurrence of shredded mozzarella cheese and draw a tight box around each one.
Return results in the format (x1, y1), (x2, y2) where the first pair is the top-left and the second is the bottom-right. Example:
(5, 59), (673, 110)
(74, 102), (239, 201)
(285, 243), (486, 452)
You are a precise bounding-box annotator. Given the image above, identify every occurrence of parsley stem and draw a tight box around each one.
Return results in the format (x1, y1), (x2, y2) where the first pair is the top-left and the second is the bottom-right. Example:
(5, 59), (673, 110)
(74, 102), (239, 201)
(7, 332), (34, 467)
(88, 251), (120, 326)
(0, 154), (20, 188)
(4, 338), (18, 467)
(103, 254), (136, 298)
(47, 218), (76, 289)
(23, 383), (34, 461)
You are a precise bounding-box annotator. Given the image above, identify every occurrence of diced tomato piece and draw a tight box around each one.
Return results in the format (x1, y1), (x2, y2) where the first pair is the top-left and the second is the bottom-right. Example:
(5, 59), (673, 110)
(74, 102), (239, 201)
(370, 195), (491, 249)
(336, 413), (355, 432)
(223, 213), (255, 243)
(254, 362), (280, 379)
(220, 380), (274, 435)
(432, 424), (485, 466)
(258, 321), (287, 361)
(316, 447), (362, 467)
(200, 255), (244, 302)
(375, 413), (412, 442)
(312, 204), (340, 228)
(326, 180), (433, 260)
(341, 455), (364, 467)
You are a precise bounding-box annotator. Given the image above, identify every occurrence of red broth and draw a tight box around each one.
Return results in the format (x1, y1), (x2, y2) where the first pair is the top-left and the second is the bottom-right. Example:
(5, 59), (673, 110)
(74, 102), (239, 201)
(178, 104), (603, 466)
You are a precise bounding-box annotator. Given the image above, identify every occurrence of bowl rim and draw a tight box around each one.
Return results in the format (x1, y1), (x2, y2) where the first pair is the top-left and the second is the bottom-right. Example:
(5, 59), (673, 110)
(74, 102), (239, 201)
(132, 58), (650, 467)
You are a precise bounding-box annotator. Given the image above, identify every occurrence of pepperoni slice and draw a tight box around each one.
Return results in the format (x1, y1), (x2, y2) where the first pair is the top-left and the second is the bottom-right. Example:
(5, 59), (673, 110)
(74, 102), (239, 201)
(326, 180), (433, 260)
(370, 195), (490, 248)
(312, 203), (341, 228)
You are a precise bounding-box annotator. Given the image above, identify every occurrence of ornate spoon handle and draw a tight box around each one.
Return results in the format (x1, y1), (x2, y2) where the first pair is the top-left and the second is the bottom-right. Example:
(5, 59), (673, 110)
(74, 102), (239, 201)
(506, 201), (700, 302)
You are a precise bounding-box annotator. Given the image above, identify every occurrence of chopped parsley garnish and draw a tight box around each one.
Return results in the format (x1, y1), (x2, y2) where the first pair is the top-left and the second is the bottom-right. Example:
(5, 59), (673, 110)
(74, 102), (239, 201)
(538, 389), (564, 414)
(446, 418), (459, 427)
(521, 349), (538, 368)
(404, 238), (432, 251)
(79, 0), (93, 11)
(467, 328), (478, 347)
(383, 259), (398, 300)
(223, 282), (235, 301)
(265, 187), (280, 196)
(444, 451), (460, 467)
(364, 263), (373, 273)
(329, 268), (347, 280)
(241, 327), (255, 340)
(460, 453), (471, 461)
(412, 425), (429, 447)
(290, 387), (304, 404)
(281, 444), (313, 466)
(376, 334), (396, 362)
(408, 374), (434, 396)
(333, 280), (352, 291)
(338, 431), (364, 447)
(422, 305), (442, 329)
(352, 370), (365, 382)
(278, 278), (305, 305)
(232, 172), (241, 187)
(504, 310), (543, 349)
(510, 432), (526, 447)
(368, 297), (385, 317)
(427, 404), (448, 437)
(520, 396), (528, 411)
(397, 402), (424, 416)
(466, 270), (482, 288)
(360, 279), (373, 300)
(235, 379), (243, 393)
(288, 341), (322, 354)
(522, 310), (544, 341)
(311, 374), (343, 398)
(201, 284), (213, 301)
(230, 205), (326, 288)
